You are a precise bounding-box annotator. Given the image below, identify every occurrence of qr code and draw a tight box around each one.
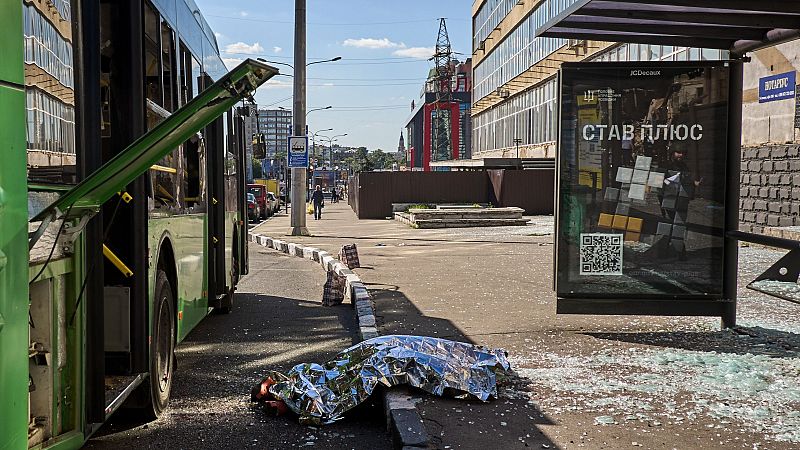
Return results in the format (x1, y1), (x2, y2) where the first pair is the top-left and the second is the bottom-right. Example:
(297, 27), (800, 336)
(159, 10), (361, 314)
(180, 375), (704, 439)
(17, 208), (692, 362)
(580, 233), (623, 275)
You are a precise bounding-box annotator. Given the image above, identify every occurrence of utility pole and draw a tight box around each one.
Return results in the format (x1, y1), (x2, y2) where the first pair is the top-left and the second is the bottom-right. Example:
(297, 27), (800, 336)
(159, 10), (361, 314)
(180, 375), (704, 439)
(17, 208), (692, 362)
(290, 0), (309, 235)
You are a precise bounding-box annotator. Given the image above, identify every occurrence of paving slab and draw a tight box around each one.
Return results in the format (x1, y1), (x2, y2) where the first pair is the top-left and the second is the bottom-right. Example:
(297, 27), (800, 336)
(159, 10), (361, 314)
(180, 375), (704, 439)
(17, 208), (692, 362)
(253, 203), (800, 449)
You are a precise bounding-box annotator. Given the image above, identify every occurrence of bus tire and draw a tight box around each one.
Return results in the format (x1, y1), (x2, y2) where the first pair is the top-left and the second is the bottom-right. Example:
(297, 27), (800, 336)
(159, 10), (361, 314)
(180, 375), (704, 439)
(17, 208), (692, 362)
(144, 270), (176, 419)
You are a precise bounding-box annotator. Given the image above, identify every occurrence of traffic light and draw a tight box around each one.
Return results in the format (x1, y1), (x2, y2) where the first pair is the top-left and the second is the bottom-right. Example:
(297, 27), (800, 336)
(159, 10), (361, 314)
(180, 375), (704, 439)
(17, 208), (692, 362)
(252, 133), (266, 159)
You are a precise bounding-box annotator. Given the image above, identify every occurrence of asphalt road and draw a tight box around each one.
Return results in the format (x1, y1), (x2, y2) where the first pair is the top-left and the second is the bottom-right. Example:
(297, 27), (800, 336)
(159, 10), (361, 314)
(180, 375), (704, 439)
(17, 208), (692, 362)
(86, 242), (391, 449)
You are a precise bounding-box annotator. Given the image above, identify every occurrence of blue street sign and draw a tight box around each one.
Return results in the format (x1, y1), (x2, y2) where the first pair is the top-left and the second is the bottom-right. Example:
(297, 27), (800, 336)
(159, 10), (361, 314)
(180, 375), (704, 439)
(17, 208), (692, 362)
(287, 136), (309, 168)
(759, 71), (796, 103)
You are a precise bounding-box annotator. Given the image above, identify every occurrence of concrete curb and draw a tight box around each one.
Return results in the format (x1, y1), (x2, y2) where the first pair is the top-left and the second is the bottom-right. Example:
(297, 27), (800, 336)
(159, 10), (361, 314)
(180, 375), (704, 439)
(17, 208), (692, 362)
(248, 232), (377, 342)
(248, 231), (429, 449)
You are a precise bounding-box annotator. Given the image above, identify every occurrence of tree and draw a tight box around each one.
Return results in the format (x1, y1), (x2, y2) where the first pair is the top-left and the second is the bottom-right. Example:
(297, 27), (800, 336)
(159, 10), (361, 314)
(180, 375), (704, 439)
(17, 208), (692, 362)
(367, 149), (396, 170)
(252, 157), (263, 179)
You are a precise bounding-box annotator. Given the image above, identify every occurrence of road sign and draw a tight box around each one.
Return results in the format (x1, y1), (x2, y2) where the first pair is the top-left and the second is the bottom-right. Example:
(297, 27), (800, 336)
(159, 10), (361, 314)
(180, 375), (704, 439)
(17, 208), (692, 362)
(288, 136), (309, 168)
(759, 71), (796, 103)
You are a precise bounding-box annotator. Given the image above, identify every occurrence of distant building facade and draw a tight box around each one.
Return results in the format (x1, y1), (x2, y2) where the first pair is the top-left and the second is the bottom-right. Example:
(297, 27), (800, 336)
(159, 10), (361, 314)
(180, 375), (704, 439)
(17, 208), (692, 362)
(405, 59), (472, 171)
(256, 108), (291, 178)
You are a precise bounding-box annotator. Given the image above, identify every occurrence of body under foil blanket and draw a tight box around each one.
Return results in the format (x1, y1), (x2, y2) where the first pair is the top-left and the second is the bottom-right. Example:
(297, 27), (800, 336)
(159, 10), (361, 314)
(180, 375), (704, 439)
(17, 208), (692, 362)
(250, 335), (511, 424)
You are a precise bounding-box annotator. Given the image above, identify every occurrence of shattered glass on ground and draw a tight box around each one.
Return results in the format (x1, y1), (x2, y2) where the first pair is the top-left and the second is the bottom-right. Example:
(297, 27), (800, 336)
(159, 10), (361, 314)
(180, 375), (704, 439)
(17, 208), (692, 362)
(503, 246), (800, 445)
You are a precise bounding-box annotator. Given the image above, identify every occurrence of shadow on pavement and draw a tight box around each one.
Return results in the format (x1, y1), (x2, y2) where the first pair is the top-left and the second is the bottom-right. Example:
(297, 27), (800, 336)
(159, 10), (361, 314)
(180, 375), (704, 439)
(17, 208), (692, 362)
(370, 286), (559, 449)
(88, 291), (389, 449)
(584, 326), (800, 358)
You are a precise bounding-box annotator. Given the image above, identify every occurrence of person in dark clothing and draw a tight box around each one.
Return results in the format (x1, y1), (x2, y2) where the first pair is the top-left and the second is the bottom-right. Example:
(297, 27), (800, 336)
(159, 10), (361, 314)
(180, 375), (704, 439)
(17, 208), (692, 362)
(311, 185), (325, 220)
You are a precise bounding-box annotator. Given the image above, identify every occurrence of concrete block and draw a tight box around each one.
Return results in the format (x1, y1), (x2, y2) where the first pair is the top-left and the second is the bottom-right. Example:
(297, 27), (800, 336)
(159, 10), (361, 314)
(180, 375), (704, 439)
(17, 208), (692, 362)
(780, 216), (794, 227)
(781, 174), (793, 185)
(360, 329), (379, 340)
(356, 302), (374, 317)
(790, 145), (800, 157)
(290, 243), (305, 257)
(769, 174), (780, 185)
(321, 255), (336, 271)
(750, 187), (760, 197)
(769, 202), (782, 213)
(758, 147), (771, 159)
(743, 199), (755, 210)
(744, 212), (756, 222)
(332, 262), (350, 276)
(768, 215), (780, 227)
(781, 189), (790, 199)
(772, 146), (788, 158)
(749, 161), (761, 171)
(249, 233), (258, 243)
(776, 161), (789, 172)
(389, 408), (428, 449)
(757, 213), (767, 224)
(744, 148), (758, 159)
(740, 187), (749, 197)
(359, 314), (376, 327)
(316, 251), (330, 264)
(759, 188), (770, 198)
(763, 161), (774, 172)
(770, 188), (779, 199)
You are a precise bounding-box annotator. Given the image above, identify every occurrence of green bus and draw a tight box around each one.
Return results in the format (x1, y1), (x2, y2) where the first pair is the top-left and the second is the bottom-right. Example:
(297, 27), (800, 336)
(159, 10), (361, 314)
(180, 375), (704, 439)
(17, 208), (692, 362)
(0, 1), (278, 448)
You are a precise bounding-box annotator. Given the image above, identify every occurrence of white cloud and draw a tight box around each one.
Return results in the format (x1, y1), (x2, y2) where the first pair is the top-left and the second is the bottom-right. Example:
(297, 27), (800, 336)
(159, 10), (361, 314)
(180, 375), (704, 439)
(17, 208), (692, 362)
(343, 38), (404, 49)
(224, 41), (265, 55)
(273, 46), (283, 53)
(222, 57), (244, 69)
(393, 47), (434, 59)
(239, 11), (249, 17)
(262, 79), (292, 90)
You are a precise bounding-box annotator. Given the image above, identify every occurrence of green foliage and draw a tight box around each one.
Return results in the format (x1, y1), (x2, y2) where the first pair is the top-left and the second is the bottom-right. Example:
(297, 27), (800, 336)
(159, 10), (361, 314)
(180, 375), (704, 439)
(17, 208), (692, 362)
(251, 157), (263, 179)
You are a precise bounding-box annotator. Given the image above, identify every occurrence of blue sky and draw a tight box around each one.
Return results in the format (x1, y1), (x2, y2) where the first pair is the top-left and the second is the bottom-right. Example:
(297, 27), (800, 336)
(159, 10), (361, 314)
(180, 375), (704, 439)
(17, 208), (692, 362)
(194, 0), (470, 152)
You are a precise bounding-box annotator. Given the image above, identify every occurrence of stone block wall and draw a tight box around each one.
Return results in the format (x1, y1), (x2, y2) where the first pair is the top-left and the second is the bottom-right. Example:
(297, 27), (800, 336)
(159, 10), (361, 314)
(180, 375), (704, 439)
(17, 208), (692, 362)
(739, 143), (800, 233)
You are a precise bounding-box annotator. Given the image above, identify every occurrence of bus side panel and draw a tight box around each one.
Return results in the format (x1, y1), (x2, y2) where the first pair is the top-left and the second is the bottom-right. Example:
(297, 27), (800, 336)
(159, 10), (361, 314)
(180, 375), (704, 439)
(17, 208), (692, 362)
(149, 217), (208, 343)
(0, 3), (30, 443)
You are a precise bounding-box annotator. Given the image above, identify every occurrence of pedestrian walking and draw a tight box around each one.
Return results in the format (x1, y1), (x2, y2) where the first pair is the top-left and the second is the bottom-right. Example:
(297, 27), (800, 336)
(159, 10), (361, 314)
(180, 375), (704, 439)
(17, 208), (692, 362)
(311, 185), (325, 220)
(331, 188), (339, 203)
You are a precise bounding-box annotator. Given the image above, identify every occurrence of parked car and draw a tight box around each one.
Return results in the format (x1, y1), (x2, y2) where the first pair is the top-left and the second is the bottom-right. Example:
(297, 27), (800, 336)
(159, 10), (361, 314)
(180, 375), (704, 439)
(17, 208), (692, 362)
(266, 191), (280, 214)
(247, 184), (270, 219)
(247, 193), (260, 222)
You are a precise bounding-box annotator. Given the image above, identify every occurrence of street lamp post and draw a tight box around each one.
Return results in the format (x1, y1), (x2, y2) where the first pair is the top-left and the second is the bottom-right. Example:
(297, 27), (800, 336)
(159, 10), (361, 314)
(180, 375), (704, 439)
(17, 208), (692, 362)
(327, 133), (347, 167)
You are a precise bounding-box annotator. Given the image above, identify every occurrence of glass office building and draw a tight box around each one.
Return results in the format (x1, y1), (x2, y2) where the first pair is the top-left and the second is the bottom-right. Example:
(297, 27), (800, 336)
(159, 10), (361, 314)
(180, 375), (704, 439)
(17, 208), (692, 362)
(470, 0), (725, 159)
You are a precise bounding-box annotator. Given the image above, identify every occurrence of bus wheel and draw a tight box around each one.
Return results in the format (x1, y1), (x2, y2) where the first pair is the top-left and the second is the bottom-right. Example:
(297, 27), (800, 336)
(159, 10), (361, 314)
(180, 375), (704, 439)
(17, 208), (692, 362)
(145, 270), (176, 418)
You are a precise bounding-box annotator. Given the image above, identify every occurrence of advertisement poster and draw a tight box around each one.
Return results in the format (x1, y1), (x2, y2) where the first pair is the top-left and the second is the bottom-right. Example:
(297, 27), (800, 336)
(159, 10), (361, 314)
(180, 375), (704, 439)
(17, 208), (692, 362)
(556, 62), (730, 299)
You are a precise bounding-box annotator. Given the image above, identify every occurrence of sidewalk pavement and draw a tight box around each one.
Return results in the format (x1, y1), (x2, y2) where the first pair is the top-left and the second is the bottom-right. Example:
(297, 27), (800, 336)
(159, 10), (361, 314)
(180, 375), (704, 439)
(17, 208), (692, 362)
(255, 202), (800, 450)
(88, 241), (391, 449)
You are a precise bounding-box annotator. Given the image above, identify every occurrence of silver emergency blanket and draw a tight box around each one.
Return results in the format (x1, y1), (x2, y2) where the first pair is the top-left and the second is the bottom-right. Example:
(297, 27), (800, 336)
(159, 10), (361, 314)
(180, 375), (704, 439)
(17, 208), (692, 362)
(259, 335), (510, 424)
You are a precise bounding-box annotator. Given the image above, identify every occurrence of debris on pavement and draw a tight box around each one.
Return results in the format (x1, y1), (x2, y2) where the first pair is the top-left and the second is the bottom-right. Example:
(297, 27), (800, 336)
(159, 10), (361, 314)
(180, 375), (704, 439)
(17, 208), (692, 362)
(339, 244), (360, 269)
(321, 271), (345, 306)
(251, 335), (511, 425)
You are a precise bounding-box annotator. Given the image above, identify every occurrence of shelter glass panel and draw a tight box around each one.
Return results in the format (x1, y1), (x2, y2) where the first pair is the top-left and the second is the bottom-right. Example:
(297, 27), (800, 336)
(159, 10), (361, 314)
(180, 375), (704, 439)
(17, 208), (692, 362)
(556, 62), (731, 299)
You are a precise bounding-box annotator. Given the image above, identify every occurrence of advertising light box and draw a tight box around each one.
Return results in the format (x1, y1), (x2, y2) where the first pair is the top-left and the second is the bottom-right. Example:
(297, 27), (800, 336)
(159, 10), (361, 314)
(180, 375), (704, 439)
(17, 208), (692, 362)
(556, 62), (731, 302)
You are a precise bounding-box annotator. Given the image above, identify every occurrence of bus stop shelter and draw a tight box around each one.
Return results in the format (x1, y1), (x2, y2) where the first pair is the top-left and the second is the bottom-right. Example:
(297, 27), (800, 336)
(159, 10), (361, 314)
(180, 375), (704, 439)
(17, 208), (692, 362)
(540, 1), (800, 327)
